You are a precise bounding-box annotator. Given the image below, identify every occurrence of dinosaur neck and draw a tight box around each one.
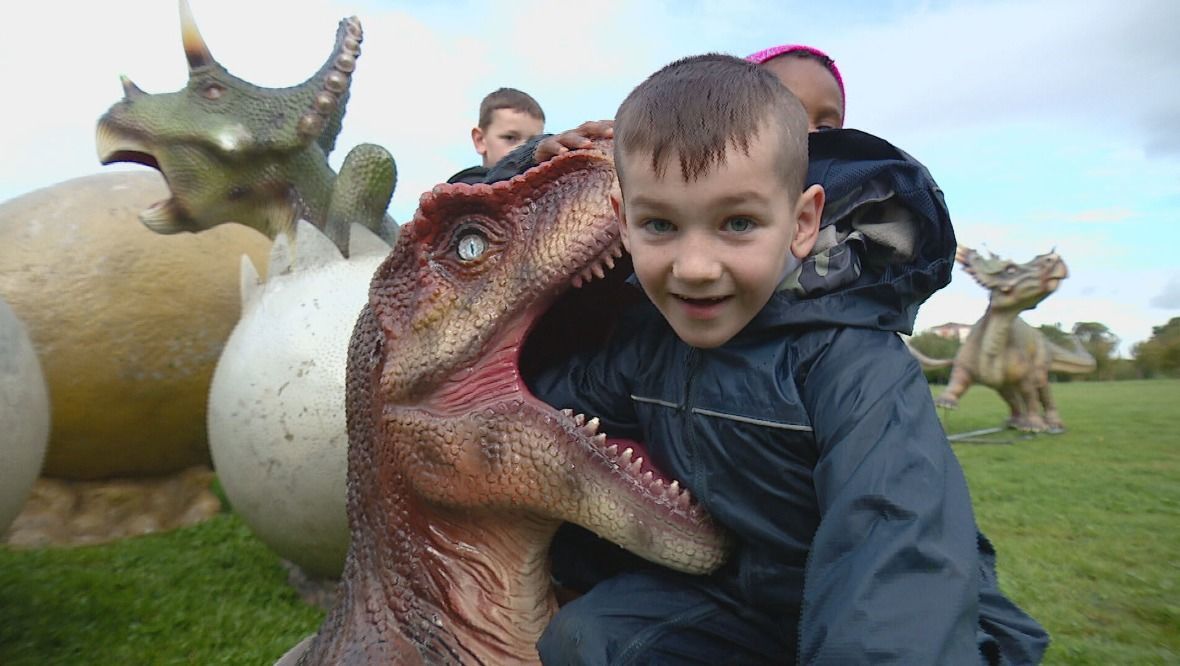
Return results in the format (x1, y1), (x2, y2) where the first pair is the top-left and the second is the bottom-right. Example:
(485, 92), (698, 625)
(272, 149), (338, 239)
(978, 304), (1017, 382)
(316, 433), (558, 665)
(403, 509), (560, 663)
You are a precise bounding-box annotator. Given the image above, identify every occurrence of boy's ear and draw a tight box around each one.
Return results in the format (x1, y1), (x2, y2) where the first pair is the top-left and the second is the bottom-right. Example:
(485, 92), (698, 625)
(790, 184), (824, 259)
(611, 188), (631, 253)
(471, 126), (488, 158)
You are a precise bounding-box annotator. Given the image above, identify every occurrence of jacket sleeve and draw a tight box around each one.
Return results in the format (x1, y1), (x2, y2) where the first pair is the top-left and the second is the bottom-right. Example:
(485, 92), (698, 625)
(483, 134), (550, 184)
(796, 328), (980, 664)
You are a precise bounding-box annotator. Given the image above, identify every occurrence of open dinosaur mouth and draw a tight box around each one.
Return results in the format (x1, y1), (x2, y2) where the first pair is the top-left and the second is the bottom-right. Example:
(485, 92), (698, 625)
(517, 244), (710, 524)
(97, 121), (161, 171)
(96, 121), (189, 233)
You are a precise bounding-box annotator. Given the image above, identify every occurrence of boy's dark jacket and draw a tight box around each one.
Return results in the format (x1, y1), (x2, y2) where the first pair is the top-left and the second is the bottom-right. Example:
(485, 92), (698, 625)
(507, 130), (1048, 664)
(446, 164), (489, 185)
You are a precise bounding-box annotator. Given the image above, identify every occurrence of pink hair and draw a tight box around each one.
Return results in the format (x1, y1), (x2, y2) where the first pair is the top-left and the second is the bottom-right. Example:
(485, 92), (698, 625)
(746, 44), (845, 115)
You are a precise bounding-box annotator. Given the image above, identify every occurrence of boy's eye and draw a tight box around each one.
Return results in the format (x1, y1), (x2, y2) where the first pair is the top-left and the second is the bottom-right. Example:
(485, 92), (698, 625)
(644, 219), (675, 234)
(724, 217), (755, 233)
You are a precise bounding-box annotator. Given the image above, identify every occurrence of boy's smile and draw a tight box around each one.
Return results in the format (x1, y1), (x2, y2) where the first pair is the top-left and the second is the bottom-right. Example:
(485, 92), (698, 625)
(615, 123), (822, 348)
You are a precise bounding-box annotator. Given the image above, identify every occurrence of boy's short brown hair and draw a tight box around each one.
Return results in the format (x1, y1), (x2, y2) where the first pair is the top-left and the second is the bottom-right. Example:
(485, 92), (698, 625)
(478, 88), (546, 130)
(614, 54), (808, 195)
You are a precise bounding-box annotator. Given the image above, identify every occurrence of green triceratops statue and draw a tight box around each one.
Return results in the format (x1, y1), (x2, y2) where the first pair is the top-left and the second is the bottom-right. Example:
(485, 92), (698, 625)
(96, 0), (398, 253)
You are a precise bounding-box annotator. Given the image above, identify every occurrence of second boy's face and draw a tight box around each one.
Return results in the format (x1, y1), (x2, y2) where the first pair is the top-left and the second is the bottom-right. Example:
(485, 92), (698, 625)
(761, 57), (844, 132)
(474, 109), (545, 168)
(615, 126), (822, 349)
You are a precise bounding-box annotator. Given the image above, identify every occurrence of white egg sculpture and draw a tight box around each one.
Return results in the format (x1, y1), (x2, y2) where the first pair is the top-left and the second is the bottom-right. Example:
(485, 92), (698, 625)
(208, 220), (390, 578)
(0, 297), (50, 535)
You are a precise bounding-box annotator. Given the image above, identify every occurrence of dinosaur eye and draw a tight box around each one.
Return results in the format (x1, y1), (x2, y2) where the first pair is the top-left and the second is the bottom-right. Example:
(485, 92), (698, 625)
(201, 83), (226, 100)
(457, 232), (487, 261)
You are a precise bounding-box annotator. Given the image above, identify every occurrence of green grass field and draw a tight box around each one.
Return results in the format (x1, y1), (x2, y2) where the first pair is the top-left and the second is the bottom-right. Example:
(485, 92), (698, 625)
(2, 379), (1177, 664)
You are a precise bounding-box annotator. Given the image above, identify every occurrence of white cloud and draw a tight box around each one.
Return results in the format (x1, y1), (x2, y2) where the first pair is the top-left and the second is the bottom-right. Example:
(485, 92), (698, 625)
(828, 0), (1180, 152)
(1151, 274), (1180, 309)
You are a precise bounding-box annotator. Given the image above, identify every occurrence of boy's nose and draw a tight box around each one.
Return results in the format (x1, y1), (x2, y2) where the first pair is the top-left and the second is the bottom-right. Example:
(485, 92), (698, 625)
(671, 240), (723, 283)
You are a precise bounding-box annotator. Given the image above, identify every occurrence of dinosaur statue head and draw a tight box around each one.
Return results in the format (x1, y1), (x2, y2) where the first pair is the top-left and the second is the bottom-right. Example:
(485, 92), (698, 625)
(95, 0), (359, 237)
(958, 245), (1069, 312)
(368, 140), (726, 575)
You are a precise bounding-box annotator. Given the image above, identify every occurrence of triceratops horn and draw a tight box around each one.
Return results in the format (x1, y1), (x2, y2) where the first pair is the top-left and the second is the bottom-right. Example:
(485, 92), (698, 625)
(120, 75), (146, 100)
(180, 0), (215, 71)
(296, 16), (364, 140)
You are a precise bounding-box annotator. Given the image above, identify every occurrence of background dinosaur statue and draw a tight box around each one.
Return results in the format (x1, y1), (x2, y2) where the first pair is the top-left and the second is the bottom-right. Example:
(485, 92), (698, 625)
(282, 143), (727, 665)
(96, 0), (397, 253)
(913, 246), (1096, 432)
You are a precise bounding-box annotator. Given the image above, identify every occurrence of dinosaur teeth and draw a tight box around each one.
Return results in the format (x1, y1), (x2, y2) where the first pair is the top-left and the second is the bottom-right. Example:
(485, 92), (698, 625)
(611, 245), (624, 258)
(619, 447), (634, 465)
(642, 471), (654, 484)
(606, 443), (619, 457)
(604, 255), (616, 269)
(591, 263), (606, 279)
(571, 275), (585, 289)
(592, 433), (607, 446)
(573, 413), (586, 426)
(560, 408), (574, 417)
(584, 417), (600, 434)
(626, 457), (644, 475)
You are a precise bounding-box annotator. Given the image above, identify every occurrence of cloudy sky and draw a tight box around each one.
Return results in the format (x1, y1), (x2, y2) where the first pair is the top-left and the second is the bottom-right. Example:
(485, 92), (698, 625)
(2, 0), (1177, 353)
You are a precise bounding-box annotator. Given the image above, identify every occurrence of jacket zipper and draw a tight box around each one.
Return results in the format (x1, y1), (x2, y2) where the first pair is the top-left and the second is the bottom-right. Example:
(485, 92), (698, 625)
(681, 347), (707, 503)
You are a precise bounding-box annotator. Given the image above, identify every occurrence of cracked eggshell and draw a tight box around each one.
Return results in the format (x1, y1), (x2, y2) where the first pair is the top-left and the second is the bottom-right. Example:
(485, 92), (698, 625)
(208, 227), (386, 578)
(0, 297), (50, 535)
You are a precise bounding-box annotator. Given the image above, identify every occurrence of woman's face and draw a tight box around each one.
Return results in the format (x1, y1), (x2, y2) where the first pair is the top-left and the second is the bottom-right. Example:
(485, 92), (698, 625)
(761, 56), (844, 132)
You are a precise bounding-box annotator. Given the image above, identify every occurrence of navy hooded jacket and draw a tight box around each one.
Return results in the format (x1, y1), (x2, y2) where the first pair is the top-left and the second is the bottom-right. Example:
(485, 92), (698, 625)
(525, 129), (1048, 664)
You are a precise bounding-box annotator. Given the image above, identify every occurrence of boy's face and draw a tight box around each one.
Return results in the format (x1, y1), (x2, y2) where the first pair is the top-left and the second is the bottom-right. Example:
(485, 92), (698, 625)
(614, 126), (822, 349)
(472, 108), (545, 168)
(761, 56), (844, 132)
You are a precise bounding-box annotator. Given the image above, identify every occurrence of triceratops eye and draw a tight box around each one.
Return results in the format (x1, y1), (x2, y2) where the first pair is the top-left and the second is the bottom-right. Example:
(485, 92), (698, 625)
(457, 232), (487, 261)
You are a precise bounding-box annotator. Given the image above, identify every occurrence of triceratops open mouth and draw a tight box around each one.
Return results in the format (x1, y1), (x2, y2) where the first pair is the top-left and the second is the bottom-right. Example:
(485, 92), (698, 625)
(95, 121), (190, 233)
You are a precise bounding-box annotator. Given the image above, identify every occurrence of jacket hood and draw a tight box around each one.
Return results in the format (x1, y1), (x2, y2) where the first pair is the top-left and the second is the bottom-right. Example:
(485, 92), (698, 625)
(756, 129), (956, 336)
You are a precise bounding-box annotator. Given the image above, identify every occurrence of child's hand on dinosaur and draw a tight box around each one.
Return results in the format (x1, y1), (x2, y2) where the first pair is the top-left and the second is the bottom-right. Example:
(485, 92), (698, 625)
(534, 120), (614, 163)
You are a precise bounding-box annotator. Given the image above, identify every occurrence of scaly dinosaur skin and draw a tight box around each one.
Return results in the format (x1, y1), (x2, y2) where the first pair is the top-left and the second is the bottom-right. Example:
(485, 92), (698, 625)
(95, 0), (397, 253)
(919, 246), (1096, 432)
(286, 143), (727, 665)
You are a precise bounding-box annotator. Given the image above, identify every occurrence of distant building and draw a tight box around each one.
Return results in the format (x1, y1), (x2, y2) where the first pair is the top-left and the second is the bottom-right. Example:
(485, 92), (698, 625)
(928, 322), (973, 342)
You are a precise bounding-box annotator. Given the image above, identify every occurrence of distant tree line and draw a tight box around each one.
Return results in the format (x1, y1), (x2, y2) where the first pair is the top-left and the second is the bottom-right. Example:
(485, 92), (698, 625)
(1132, 317), (1180, 378)
(909, 318), (1180, 384)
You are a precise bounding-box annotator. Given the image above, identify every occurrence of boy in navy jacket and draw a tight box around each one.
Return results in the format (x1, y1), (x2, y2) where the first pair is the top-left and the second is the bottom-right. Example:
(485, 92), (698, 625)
(525, 54), (1047, 665)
